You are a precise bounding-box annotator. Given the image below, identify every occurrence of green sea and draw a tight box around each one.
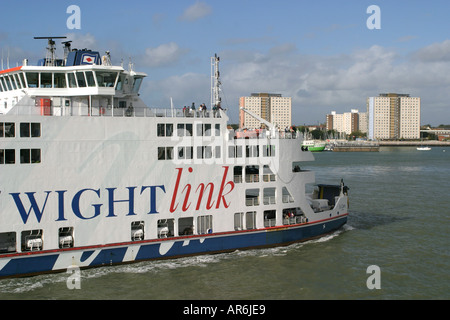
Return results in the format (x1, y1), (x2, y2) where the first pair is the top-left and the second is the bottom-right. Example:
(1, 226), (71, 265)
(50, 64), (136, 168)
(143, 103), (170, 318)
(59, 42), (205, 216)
(0, 147), (448, 301)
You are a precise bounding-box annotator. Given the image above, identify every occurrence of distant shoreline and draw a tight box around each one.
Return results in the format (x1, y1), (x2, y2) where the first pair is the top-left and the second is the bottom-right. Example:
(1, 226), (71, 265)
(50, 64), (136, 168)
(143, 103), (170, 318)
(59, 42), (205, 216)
(378, 141), (450, 147)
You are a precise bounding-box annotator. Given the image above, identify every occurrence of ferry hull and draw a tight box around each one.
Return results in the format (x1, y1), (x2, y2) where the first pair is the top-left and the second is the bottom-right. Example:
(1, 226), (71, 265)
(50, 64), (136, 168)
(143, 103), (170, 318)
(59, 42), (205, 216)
(0, 215), (347, 279)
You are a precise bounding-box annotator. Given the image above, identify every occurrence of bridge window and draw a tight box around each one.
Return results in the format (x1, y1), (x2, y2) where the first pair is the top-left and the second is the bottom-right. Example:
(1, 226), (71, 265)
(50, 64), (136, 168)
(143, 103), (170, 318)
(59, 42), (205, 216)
(132, 77), (143, 93)
(54, 73), (67, 88)
(96, 71), (118, 87)
(12, 74), (21, 89)
(68, 72), (77, 88)
(76, 72), (86, 87)
(40, 73), (52, 88)
(4, 75), (12, 90)
(85, 71), (96, 87)
(18, 73), (26, 88)
(26, 72), (39, 88)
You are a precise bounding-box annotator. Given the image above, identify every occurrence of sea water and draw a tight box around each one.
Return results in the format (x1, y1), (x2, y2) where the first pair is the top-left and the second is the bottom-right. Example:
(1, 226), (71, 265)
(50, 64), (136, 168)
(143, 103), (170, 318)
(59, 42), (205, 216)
(0, 147), (448, 300)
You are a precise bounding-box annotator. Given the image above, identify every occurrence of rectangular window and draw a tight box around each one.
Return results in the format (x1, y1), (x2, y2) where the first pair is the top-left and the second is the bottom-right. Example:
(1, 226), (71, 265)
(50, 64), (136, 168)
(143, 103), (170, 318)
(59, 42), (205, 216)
(246, 189), (259, 206)
(197, 146), (212, 159)
(76, 72), (86, 87)
(178, 146), (193, 160)
(12, 74), (21, 89)
(245, 211), (256, 230)
(4, 75), (12, 90)
(263, 145), (276, 157)
(59, 227), (74, 248)
(4, 149), (15, 164)
(196, 123), (203, 136)
(132, 77), (143, 93)
(158, 147), (166, 160)
(215, 124), (221, 136)
(68, 72), (77, 88)
(19, 122), (41, 138)
(204, 124), (211, 136)
(157, 219), (174, 238)
(228, 145), (235, 158)
(85, 71), (96, 87)
(40, 73), (52, 88)
(31, 149), (41, 163)
(20, 123), (30, 137)
(0, 232), (16, 254)
(158, 147), (173, 160)
(245, 165), (259, 183)
(178, 217), (194, 235)
(20, 149), (30, 163)
(96, 71), (118, 87)
(234, 212), (244, 231)
(54, 73), (67, 88)
(2, 122), (15, 137)
(215, 146), (221, 158)
(21, 229), (43, 251)
(263, 187), (276, 205)
(31, 123), (41, 137)
(233, 166), (243, 183)
(131, 221), (145, 241)
(19, 73), (26, 88)
(264, 210), (276, 227)
(26, 72), (39, 88)
(157, 124), (165, 137)
(19, 149), (41, 164)
(157, 123), (173, 137)
(197, 215), (213, 234)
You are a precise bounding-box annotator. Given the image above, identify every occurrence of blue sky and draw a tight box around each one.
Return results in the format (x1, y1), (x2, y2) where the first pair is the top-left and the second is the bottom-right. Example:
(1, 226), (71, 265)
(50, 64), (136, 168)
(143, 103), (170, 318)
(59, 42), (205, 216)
(1, 0), (450, 125)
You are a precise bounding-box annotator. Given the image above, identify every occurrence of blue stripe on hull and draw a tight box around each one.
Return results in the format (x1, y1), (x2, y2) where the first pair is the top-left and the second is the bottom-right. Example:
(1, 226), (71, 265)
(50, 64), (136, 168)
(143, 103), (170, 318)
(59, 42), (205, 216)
(0, 216), (347, 278)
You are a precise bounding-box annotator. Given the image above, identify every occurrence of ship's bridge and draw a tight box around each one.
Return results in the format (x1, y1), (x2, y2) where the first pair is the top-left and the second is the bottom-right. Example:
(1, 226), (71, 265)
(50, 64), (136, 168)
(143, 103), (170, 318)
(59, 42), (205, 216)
(0, 37), (147, 116)
(0, 64), (146, 116)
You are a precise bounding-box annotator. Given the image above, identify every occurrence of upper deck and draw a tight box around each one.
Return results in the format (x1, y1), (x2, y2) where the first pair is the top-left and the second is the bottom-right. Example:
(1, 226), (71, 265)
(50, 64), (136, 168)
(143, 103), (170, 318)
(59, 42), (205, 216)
(0, 38), (146, 115)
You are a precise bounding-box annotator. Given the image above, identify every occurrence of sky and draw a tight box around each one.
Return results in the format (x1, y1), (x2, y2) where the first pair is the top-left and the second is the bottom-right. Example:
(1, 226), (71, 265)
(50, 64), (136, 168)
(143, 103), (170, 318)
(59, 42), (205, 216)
(1, 0), (450, 126)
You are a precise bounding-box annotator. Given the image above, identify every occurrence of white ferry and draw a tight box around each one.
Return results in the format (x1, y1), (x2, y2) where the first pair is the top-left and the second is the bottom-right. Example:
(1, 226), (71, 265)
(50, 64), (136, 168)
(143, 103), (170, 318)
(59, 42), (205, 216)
(0, 37), (349, 278)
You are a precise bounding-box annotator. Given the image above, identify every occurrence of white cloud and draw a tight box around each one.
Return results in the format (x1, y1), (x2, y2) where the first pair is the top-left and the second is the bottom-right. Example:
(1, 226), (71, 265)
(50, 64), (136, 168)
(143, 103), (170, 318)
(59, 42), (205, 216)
(136, 40), (450, 126)
(215, 41), (450, 125)
(142, 42), (188, 67)
(179, 1), (212, 22)
(142, 72), (210, 108)
(64, 32), (97, 51)
(412, 39), (450, 62)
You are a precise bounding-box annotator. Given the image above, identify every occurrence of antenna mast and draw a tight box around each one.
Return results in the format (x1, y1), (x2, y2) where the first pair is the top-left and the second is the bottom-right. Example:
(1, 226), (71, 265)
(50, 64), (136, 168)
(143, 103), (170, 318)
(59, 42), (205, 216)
(34, 36), (67, 66)
(211, 54), (222, 109)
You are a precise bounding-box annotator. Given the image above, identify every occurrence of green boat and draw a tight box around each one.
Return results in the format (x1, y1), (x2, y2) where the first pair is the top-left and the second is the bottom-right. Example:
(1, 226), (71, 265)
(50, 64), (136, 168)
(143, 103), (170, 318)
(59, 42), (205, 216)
(301, 140), (326, 152)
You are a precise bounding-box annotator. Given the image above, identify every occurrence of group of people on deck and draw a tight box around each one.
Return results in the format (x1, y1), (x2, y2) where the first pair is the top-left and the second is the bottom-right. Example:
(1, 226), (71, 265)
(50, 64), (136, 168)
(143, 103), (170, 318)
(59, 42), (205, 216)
(182, 102), (222, 117)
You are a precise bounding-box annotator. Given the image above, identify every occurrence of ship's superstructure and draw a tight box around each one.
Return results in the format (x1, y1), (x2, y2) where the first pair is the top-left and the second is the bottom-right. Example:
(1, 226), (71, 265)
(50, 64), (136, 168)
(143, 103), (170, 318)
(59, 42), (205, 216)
(0, 38), (348, 278)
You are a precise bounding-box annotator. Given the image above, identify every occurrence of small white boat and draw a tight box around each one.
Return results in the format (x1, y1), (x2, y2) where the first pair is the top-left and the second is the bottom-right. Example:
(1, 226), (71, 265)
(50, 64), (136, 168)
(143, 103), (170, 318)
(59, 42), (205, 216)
(417, 146), (431, 151)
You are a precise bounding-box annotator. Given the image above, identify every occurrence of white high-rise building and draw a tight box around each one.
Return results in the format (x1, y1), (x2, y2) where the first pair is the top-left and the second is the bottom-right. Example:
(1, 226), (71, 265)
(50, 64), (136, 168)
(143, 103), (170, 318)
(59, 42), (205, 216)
(239, 93), (291, 129)
(326, 109), (365, 135)
(367, 93), (420, 140)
